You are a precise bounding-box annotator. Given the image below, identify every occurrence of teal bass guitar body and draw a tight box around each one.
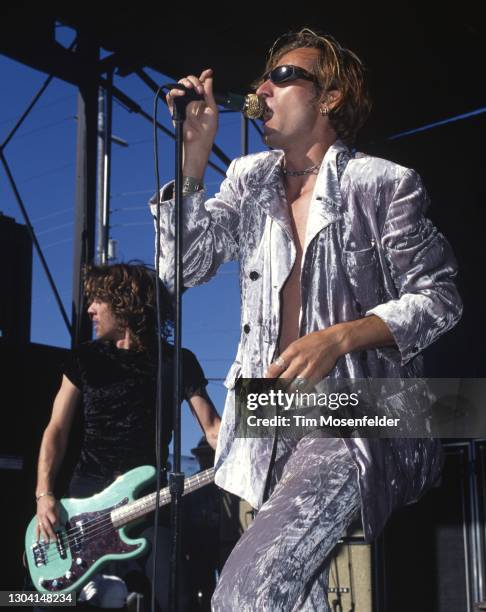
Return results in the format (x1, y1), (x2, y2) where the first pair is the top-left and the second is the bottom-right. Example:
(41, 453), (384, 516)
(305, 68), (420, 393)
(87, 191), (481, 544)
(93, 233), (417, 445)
(25, 465), (214, 594)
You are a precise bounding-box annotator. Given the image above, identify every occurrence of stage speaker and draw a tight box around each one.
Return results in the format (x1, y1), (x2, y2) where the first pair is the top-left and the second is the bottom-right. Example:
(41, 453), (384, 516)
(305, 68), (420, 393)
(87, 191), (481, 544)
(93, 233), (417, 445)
(375, 441), (484, 612)
(0, 213), (32, 344)
(0, 341), (78, 592)
(475, 439), (486, 601)
(221, 498), (374, 609)
(327, 527), (373, 612)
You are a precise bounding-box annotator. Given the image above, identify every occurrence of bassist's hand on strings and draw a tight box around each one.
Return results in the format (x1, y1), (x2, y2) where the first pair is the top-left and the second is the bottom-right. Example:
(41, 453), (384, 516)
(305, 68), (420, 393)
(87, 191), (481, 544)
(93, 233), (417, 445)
(36, 494), (60, 542)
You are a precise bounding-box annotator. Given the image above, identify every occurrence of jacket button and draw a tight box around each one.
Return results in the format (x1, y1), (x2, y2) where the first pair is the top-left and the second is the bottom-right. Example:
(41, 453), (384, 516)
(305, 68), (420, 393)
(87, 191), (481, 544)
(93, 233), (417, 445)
(243, 324), (251, 334)
(249, 271), (260, 281)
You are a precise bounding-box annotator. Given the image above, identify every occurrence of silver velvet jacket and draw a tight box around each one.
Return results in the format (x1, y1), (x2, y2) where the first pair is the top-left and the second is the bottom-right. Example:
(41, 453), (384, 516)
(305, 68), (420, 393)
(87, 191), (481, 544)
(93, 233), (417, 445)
(150, 139), (462, 541)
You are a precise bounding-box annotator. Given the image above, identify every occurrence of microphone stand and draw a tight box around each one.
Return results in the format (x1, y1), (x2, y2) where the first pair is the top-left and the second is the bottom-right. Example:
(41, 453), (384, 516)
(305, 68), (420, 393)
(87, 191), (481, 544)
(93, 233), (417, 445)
(160, 83), (262, 611)
(168, 93), (189, 612)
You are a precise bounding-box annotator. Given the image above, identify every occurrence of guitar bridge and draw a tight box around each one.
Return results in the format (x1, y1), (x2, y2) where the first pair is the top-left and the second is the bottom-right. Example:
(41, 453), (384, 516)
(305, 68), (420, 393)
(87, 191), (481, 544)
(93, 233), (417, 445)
(31, 541), (48, 567)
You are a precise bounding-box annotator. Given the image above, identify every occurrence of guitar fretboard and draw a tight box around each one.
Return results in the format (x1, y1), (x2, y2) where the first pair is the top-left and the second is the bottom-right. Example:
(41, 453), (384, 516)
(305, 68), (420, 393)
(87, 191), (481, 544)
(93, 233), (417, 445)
(110, 467), (215, 528)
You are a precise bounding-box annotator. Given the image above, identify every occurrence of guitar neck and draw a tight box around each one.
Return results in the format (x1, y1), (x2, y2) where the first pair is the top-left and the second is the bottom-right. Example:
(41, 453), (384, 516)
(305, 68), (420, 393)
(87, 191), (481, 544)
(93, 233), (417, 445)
(111, 467), (215, 528)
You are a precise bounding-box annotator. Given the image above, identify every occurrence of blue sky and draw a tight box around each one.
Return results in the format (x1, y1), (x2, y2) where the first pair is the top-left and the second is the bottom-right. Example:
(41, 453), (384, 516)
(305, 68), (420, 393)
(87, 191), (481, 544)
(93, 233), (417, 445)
(0, 25), (267, 456)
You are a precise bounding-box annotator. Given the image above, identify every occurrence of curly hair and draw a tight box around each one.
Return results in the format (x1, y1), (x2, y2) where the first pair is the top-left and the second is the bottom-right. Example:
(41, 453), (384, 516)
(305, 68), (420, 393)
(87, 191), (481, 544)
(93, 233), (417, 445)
(253, 27), (372, 146)
(83, 262), (173, 351)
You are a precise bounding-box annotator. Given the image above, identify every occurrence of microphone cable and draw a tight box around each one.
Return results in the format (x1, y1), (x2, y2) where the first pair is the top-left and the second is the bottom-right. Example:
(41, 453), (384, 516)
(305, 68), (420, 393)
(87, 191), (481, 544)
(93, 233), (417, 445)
(149, 81), (263, 612)
(150, 80), (200, 612)
(151, 81), (168, 612)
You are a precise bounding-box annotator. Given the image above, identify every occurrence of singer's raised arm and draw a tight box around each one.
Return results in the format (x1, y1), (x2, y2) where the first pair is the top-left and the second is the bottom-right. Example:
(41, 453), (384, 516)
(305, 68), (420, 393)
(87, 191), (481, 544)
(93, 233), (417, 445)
(149, 158), (242, 294)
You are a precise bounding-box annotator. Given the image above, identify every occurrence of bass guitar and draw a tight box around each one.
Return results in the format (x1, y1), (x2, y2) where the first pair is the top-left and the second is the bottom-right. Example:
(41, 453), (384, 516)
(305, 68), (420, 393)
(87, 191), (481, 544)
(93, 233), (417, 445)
(25, 465), (214, 594)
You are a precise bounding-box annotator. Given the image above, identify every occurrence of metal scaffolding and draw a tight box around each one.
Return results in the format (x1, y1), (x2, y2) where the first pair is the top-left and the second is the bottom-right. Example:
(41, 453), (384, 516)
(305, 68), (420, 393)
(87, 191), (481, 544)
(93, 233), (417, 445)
(0, 25), (256, 348)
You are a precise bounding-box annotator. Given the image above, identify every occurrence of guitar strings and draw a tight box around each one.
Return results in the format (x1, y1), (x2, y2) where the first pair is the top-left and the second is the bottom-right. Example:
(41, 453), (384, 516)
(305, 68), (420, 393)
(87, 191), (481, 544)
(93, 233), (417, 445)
(34, 469), (214, 566)
(41, 468), (213, 547)
(61, 469), (213, 549)
(39, 490), (176, 563)
(38, 484), (198, 564)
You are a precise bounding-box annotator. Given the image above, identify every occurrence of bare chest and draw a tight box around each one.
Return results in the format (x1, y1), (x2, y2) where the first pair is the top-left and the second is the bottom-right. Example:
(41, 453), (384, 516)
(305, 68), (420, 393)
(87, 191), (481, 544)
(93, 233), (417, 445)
(286, 188), (313, 255)
(277, 188), (313, 352)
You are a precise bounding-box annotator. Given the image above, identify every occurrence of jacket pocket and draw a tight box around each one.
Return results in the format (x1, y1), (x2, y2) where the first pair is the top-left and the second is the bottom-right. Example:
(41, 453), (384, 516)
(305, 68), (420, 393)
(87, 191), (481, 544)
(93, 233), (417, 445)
(342, 244), (383, 313)
(343, 244), (377, 269)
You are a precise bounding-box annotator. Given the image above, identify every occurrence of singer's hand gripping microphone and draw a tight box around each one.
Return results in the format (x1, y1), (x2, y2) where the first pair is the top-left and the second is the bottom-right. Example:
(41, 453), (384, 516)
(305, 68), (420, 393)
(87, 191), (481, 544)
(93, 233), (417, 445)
(167, 83), (265, 119)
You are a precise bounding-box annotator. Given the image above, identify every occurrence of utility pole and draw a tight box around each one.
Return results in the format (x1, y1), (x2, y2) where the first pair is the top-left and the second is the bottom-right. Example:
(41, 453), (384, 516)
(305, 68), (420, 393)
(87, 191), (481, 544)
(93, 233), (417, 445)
(96, 72), (127, 264)
(96, 86), (106, 264)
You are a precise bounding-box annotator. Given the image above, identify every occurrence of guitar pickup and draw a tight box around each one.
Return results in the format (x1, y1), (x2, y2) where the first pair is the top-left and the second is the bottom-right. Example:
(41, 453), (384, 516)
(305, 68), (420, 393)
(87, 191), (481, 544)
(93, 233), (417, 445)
(71, 522), (83, 555)
(55, 531), (67, 560)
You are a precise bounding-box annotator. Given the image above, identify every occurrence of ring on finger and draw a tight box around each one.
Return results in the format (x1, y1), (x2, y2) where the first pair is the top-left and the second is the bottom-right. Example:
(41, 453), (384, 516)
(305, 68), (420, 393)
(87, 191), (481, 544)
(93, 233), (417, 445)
(294, 376), (307, 387)
(274, 356), (287, 369)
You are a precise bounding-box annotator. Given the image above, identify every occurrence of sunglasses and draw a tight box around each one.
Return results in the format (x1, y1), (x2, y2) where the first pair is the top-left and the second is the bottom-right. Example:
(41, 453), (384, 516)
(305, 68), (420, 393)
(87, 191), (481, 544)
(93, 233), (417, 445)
(262, 64), (318, 85)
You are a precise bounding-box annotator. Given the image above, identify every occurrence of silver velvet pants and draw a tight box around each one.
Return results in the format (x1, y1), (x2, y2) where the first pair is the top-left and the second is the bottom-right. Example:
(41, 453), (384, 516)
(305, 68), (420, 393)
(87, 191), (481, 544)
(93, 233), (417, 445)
(211, 436), (360, 611)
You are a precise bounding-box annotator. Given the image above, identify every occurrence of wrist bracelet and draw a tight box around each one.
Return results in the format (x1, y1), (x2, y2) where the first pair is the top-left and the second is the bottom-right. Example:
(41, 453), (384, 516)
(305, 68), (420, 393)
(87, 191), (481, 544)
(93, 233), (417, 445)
(182, 176), (204, 196)
(36, 491), (54, 502)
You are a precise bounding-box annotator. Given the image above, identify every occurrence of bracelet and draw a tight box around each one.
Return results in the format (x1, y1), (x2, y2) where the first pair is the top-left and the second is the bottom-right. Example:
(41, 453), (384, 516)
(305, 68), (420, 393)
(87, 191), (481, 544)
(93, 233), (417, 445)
(182, 176), (204, 196)
(36, 491), (55, 502)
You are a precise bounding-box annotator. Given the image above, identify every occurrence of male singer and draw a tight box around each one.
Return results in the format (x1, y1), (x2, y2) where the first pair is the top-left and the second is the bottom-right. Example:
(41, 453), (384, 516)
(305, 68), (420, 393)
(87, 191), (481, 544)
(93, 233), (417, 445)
(151, 28), (462, 611)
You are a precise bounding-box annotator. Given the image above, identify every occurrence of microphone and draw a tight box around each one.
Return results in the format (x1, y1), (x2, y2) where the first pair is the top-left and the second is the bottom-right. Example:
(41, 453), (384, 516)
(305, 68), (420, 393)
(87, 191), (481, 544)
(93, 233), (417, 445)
(165, 83), (265, 119)
(215, 92), (265, 119)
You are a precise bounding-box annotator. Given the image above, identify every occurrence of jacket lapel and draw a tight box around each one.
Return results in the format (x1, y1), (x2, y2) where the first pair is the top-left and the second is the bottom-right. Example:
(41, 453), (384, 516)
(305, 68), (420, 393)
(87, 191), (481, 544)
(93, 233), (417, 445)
(244, 150), (293, 240)
(303, 140), (348, 254)
(244, 140), (350, 248)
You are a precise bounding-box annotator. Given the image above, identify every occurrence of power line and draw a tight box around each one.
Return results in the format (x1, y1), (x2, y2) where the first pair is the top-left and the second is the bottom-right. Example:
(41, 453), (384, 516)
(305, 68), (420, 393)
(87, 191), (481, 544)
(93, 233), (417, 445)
(17, 161), (74, 185)
(36, 221), (73, 237)
(112, 189), (154, 197)
(0, 94), (76, 128)
(9, 116), (75, 141)
(112, 221), (152, 228)
(111, 206), (148, 212)
(43, 237), (72, 249)
(31, 207), (72, 223)
(124, 138), (151, 147)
